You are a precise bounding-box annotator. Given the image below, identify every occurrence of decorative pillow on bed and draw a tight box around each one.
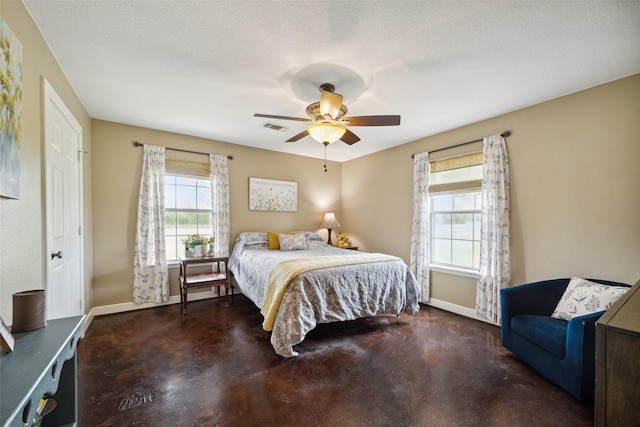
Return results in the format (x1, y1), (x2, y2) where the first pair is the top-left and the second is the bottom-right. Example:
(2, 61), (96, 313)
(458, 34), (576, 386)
(235, 232), (268, 247)
(267, 231), (300, 249)
(299, 231), (323, 242)
(551, 277), (628, 321)
(267, 232), (281, 250)
(278, 232), (307, 251)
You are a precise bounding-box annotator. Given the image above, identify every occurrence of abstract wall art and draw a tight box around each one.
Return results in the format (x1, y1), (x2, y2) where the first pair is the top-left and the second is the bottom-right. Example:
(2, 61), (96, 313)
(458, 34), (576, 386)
(0, 17), (23, 199)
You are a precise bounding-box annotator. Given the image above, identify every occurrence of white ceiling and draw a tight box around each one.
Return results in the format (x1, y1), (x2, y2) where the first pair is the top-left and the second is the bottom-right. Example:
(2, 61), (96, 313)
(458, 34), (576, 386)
(23, 1), (640, 162)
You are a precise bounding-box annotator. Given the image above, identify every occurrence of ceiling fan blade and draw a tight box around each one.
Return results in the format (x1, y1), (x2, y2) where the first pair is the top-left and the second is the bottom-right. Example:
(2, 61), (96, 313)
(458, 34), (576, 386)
(254, 113), (309, 122)
(285, 130), (309, 143)
(320, 90), (343, 119)
(340, 129), (361, 145)
(342, 115), (401, 126)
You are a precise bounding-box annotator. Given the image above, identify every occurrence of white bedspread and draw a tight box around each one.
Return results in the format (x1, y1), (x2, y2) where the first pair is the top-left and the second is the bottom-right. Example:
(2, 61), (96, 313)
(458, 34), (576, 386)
(228, 232), (421, 357)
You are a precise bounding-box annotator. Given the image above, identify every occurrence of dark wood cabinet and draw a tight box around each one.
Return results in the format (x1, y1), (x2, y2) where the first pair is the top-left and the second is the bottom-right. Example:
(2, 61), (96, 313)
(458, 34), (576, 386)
(595, 279), (640, 426)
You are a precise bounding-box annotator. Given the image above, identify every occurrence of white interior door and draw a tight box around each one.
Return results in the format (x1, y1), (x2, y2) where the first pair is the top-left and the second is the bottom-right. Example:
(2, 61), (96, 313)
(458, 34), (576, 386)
(43, 79), (84, 319)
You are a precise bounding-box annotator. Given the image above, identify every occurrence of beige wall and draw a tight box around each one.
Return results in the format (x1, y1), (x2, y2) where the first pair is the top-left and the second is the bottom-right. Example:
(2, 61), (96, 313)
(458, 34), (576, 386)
(3, 0), (638, 317)
(343, 74), (640, 309)
(91, 120), (341, 306)
(0, 0), (93, 321)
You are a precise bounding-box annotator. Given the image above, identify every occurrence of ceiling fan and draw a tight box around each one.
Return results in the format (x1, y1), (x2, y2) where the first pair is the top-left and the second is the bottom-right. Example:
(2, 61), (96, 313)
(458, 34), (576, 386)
(254, 83), (401, 146)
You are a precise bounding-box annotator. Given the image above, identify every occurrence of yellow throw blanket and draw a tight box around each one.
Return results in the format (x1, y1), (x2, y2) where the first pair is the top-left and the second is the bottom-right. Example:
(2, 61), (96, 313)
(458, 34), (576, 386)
(261, 253), (401, 331)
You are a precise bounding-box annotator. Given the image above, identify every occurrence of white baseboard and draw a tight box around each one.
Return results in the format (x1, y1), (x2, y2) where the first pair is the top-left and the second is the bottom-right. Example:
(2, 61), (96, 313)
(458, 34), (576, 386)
(83, 290), (229, 335)
(424, 298), (498, 326)
(82, 293), (495, 336)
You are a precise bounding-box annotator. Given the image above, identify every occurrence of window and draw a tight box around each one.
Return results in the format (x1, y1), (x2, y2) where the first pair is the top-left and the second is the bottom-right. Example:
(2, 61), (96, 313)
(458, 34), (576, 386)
(431, 191), (481, 269)
(429, 152), (483, 272)
(164, 173), (212, 261)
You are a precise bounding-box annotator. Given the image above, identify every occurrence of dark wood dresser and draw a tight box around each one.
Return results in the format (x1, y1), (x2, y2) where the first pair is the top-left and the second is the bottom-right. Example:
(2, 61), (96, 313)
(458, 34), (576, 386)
(595, 279), (640, 426)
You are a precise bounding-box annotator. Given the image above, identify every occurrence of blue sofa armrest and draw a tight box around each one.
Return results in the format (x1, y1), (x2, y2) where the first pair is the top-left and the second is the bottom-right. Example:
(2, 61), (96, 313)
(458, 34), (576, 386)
(566, 311), (604, 357)
(568, 310), (604, 327)
(565, 310), (606, 400)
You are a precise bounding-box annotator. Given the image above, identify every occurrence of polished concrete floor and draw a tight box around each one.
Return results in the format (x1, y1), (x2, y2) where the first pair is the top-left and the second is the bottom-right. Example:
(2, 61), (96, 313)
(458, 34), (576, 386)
(77, 295), (593, 426)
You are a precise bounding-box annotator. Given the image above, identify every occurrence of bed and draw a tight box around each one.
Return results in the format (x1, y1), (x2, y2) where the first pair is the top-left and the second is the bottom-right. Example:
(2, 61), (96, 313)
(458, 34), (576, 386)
(228, 231), (421, 357)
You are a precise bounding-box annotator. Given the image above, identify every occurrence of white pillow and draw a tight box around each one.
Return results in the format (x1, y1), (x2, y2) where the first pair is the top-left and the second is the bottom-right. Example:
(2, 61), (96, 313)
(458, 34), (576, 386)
(278, 232), (307, 251)
(551, 277), (628, 321)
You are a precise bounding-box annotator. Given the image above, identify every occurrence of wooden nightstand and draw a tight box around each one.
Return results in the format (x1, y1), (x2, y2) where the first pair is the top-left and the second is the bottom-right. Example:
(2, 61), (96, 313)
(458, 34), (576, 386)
(337, 246), (358, 251)
(178, 255), (232, 316)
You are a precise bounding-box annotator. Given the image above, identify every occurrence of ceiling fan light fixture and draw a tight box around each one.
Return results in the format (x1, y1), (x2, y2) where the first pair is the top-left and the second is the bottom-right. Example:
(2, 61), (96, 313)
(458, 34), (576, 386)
(255, 83), (399, 149)
(307, 122), (346, 144)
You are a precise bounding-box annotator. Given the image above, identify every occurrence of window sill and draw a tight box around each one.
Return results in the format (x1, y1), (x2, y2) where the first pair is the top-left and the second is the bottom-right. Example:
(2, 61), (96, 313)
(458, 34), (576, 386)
(430, 264), (479, 279)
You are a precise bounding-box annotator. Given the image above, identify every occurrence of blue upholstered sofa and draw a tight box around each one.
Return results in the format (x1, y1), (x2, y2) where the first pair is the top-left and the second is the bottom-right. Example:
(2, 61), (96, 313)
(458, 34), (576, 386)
(500, 278), (630, 402)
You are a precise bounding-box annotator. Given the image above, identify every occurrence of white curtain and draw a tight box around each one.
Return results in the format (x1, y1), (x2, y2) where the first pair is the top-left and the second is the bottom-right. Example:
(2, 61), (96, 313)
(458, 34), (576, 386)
(410, 152), (430, 302)
(476, 134), (510, 324)
(210, 154), (230, 256)
(133, 145), (169, 304)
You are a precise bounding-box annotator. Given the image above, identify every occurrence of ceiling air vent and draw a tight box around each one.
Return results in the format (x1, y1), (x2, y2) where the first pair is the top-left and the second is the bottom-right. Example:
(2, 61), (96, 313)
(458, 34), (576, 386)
(262, 122), (289, 132)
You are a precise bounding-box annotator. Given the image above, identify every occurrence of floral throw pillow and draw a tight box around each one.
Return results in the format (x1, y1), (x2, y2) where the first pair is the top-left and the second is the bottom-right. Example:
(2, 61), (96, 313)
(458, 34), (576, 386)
(551, 277), (628, 321)
(236, 232), (268, 247)
(278, 232), (307, 251)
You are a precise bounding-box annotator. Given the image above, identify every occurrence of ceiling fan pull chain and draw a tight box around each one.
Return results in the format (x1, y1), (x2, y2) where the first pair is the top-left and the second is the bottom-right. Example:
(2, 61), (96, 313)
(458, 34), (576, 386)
(323, 143), (328, 172)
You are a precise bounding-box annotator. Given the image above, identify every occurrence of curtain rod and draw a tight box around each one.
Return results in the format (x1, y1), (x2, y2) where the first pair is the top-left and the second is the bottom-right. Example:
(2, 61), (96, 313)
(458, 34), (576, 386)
(410, 130), (511, 159)
(132, 141), (233, 160)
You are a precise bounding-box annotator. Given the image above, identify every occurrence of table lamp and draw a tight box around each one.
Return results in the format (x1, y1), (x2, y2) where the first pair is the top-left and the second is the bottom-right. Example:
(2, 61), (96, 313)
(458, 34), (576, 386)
(320, 212), (340, 245)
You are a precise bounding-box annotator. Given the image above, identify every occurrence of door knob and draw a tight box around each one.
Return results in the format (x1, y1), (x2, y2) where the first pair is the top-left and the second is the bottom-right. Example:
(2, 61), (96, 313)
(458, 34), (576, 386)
(51, 250), (63, 259)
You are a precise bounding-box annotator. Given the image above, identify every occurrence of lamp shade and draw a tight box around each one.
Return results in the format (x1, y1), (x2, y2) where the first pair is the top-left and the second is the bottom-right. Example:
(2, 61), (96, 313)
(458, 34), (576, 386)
(320, 212), (341, 229)
(307, 122), (346, 144)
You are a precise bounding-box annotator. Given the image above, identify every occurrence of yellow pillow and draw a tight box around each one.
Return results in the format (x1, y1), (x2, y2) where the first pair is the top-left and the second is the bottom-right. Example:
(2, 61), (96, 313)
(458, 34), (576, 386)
(267, 232), (280, 250)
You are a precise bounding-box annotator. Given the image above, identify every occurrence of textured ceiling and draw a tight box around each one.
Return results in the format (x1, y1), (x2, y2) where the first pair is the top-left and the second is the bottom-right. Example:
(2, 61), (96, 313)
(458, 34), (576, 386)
(23, 1), (640, 162)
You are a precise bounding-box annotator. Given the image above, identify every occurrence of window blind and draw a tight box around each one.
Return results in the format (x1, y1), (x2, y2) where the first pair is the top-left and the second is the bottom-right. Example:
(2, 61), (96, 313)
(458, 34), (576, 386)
(165, 159), (209, 178)
(429, 152), (483, 194)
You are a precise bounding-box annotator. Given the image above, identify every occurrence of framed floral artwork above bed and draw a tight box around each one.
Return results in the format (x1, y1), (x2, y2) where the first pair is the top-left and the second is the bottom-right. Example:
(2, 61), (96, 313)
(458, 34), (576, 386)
(249, 177), (297, 212)
(0, 18), (23, 199)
